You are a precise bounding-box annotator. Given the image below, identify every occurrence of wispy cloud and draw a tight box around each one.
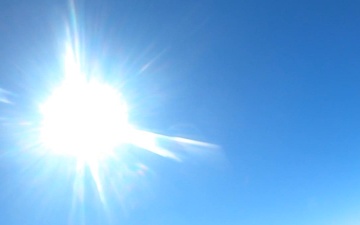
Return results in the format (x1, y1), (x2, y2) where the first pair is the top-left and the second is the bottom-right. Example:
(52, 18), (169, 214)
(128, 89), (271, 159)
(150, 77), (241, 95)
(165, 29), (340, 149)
(0, 88), (12, 104)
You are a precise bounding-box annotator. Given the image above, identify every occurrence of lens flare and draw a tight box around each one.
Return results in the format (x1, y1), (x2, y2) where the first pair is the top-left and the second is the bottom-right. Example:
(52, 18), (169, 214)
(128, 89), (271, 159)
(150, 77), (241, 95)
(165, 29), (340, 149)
(35, 39), (219, 213)
(19, 1), (222, 219)
(39, 45), (131, 161)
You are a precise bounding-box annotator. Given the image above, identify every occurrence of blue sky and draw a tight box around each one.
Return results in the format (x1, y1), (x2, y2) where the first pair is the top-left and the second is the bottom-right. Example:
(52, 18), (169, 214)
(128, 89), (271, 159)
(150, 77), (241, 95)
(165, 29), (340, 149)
(1, 0), (360, 224)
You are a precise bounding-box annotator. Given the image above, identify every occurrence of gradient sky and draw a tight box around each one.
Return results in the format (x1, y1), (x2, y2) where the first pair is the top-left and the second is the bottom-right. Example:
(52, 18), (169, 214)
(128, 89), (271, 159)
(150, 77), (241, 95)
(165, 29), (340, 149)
(0, 0), (360, 225)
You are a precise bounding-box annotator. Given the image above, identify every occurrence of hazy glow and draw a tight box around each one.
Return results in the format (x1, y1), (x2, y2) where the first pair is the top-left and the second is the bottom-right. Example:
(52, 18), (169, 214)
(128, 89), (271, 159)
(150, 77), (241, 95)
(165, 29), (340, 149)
(40, 45), (131, 161)
(39, 44), (217, 163)
(35, 20), (219, 214)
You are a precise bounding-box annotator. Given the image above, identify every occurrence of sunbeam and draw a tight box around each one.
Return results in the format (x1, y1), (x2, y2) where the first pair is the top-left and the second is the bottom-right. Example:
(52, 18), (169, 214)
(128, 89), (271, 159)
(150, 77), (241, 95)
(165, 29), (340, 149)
(16, 1), (221, 220)
(39, 44), (131, 161)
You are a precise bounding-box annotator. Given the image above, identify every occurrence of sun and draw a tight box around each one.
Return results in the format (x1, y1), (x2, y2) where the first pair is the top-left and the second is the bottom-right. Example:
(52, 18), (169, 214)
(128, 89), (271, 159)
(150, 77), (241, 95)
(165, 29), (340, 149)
(31, 3), (219, 214)
(39, 44), (131, 161)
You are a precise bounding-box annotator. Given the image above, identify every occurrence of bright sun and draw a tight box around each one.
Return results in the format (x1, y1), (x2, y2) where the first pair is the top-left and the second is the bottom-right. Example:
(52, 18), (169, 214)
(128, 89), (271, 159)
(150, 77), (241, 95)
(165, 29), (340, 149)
(38, 42), (209, 164)
(39, 44), (131, 161)
(32, 6), (218, 211)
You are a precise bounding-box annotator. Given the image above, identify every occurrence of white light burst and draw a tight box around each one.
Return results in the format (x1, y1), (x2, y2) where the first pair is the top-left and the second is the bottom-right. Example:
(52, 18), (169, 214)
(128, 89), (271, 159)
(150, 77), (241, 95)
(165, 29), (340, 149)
(28, 2), (220, 217)
(35, 39), (219, 210)
(38, 43), (190, 163)
(40, 45), (131, 161)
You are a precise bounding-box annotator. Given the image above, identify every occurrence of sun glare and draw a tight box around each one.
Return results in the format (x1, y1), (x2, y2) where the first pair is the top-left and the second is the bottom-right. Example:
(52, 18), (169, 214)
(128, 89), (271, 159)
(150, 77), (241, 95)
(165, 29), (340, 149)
(36, 39), (218, 208)
(22, 3), (220, 217)
(39, 45), (131, 161)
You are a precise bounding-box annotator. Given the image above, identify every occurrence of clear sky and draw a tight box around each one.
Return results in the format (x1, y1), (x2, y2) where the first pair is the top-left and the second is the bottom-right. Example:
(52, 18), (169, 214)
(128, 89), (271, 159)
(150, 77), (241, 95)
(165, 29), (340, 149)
(0, 0), (360, 225)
